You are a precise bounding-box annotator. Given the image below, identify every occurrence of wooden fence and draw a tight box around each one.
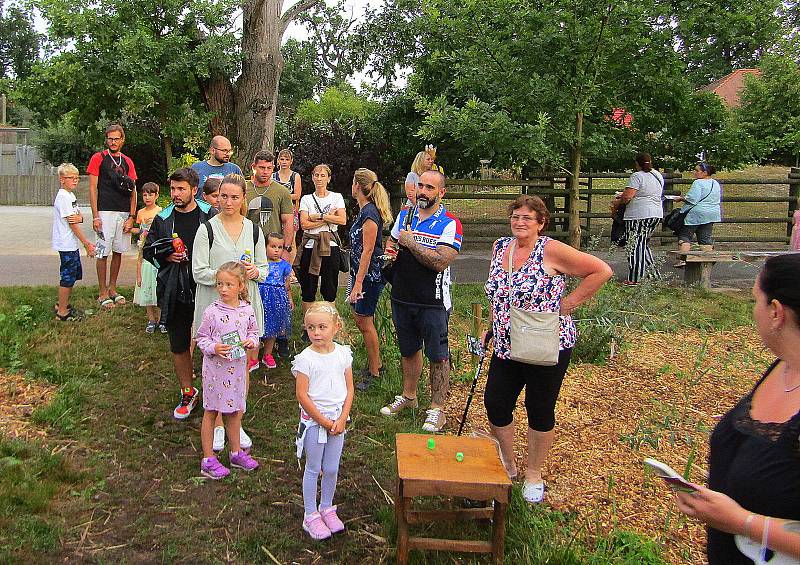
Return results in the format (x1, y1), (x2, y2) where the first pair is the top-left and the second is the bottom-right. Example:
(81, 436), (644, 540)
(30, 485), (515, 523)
(394, 168), (800, 247)
(0, 174), (91, 206)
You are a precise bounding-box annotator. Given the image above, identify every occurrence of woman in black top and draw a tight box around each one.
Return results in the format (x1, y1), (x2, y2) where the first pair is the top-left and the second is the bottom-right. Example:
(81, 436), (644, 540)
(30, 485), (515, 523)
(675, 255), (800, 563)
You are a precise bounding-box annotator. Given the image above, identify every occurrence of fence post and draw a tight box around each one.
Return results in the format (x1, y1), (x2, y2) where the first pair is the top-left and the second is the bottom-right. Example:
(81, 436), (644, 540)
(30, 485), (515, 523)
(585, 169), (593, 240)
(789, 168), (800, 236)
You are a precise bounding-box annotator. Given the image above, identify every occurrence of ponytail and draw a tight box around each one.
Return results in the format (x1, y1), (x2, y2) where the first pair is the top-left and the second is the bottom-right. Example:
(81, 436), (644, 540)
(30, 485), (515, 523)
(354, 168), (393, 224)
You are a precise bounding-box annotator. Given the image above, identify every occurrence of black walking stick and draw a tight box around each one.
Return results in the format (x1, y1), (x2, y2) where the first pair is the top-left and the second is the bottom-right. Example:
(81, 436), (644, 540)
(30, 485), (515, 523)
(457, 332), (492, 436)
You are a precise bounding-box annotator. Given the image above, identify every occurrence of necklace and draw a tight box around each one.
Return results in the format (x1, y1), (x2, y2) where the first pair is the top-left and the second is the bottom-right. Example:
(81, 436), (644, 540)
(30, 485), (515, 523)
(253, 184), (269, 197)
(108, 152), (122, 168)
(782, 364), (800, 393)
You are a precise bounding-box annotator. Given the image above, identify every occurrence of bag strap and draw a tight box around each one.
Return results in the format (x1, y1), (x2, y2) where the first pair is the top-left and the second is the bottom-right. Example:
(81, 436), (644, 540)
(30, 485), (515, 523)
(311, 193), (343, 246)
(682, 180), (715, 213)
(204, 221), (214, 249)
(507, 240), (515, 287)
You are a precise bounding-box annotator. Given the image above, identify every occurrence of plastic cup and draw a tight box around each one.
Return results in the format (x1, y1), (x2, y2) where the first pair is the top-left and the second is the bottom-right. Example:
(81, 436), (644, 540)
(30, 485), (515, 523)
(455, 452), (464, 462)
(427, 438), (435, 450)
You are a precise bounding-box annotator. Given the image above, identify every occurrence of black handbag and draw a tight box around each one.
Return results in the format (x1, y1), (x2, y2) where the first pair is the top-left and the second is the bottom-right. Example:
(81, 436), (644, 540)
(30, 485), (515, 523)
(610, 203), (627, 247)
(311, 194), (350, 273)
(664, 183), (715, 235)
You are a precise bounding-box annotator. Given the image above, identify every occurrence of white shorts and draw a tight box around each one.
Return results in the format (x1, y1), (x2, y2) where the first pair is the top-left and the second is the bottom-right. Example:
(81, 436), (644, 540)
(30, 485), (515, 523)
(96, 211), (131, 256)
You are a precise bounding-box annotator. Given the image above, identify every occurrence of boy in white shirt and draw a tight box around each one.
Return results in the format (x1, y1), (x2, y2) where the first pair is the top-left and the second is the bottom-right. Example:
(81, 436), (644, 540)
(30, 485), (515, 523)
(53, 163), (95, 320)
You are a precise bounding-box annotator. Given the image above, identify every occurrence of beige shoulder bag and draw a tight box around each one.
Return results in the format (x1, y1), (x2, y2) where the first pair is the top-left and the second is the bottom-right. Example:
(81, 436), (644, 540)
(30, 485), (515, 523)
(507, 240), (560, 366)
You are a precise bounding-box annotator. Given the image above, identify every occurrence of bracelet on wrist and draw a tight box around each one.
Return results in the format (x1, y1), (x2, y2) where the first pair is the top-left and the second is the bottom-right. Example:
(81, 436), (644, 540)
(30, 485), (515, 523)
(744, 513), (756, 538)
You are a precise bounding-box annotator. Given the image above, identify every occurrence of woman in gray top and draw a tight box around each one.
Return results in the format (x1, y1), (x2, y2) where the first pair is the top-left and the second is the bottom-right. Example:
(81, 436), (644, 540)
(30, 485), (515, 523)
(612, 152), (664, 285)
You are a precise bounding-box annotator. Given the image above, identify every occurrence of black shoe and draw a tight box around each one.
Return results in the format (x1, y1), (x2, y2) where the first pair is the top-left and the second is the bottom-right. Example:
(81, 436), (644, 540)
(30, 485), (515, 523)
(276, 337), (290, 358)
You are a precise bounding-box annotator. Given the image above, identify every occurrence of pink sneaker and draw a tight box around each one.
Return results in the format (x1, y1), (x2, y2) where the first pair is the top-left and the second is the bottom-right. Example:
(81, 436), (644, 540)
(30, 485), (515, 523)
(319, 505), (345, 534)
(200, 457), (230, 480)
(230, 450), (259, 471)
(262, 353), (277, 369)
(302, 511), (332, 540)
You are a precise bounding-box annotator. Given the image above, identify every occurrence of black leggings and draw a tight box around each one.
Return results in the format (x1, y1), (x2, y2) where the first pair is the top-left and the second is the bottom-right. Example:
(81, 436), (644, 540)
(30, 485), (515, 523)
(483, 349), (572, 432)
(298, 246), (340, 302)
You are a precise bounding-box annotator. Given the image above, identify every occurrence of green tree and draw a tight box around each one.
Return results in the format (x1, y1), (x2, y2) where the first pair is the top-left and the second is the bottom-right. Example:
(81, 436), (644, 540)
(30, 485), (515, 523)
(668, 0), (784, 86)
(0, 1), (40, 79)
(279, 39), (323, 113)
(738, 41), (800, 165)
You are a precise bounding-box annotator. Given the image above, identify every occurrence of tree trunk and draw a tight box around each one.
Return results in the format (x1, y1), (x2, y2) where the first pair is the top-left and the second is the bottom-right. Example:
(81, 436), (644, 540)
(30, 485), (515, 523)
(163, 136), (174, 173)
(567, 110), (583, 249)
(198, 74), (236, 139)
(233, 0), (286, 161)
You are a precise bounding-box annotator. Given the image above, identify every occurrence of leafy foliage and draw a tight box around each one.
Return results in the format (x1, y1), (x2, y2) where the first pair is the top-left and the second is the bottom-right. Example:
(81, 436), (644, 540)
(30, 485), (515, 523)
(0, 2), (40, 79)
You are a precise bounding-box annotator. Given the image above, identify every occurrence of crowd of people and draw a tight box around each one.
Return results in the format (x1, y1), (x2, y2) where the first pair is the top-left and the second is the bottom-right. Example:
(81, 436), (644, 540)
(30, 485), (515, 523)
(48, 124), (800, 559)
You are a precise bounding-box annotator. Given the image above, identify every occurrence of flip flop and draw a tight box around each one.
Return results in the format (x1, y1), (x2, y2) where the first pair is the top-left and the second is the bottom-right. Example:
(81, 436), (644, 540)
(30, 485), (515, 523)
(110, 293), (127, 305)
(98, 297), (115, 309)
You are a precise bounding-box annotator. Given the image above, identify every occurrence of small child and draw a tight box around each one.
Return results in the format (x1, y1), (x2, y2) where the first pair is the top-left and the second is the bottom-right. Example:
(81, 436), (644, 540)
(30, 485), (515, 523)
(132, 182), (163, 333)
(259, 232), (294, 370)
(292, 302), (354, 540)
(52, 163), (95, 321)
(195, 261), (261, 479)
(201, 176), (222, 209)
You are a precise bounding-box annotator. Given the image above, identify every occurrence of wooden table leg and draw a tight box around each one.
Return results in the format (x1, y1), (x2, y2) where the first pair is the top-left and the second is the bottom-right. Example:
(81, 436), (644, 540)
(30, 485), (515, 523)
(396, 480), (409, 565)
(492, 500), (507, 564)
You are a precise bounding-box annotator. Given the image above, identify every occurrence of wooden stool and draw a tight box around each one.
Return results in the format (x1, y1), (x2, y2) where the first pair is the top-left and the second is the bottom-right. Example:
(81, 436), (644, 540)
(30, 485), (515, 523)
(395, 433), (512, 564)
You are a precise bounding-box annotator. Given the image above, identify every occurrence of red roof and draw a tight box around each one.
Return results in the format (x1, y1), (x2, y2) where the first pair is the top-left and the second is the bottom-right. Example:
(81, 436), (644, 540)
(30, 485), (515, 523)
(699, 69), (761, 108)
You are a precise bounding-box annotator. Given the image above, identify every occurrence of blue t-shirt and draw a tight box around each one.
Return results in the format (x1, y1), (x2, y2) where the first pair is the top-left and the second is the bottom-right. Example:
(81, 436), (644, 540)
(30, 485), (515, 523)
(191, 161), (243, 198)
(263, 259), (293, 287)
(349, 202), (384, 283)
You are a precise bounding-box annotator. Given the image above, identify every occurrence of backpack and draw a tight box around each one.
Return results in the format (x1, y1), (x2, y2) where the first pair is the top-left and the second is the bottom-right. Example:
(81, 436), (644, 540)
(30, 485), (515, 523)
(203, 220), (260, 249)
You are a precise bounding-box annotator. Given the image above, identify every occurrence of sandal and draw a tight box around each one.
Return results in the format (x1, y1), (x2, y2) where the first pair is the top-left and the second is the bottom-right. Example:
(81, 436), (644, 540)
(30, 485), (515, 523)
(98, 297), (115, 309)
(110, 293), (127, 305)
(55, 309), (81, 322)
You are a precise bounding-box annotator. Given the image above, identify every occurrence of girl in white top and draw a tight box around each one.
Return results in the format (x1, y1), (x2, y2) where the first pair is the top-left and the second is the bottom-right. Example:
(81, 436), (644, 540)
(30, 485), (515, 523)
(292, 301), (354, 541)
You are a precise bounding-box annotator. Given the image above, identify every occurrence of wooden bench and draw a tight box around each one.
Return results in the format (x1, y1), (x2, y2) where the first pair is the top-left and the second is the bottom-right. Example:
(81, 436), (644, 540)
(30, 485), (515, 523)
(395, 433), (512, 564)
(669, 250), (800, 288)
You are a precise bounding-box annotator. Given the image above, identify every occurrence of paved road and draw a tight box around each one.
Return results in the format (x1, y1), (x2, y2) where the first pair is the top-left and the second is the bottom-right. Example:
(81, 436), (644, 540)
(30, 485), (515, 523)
(0, 205), (762, 289)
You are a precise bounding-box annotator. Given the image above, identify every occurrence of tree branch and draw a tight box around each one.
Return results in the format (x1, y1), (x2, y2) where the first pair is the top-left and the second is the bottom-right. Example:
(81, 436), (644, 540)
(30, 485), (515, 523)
(279, 0), (322, 36)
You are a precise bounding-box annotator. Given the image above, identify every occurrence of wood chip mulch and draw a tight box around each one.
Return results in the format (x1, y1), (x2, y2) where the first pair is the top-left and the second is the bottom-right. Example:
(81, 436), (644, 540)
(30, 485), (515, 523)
(446, 327), (771, 564)
(0, 369), (57, 442)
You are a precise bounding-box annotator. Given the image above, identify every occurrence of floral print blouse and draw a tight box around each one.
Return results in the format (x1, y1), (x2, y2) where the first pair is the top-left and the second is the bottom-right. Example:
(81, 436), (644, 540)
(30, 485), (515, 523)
(484, 236), (576, 359)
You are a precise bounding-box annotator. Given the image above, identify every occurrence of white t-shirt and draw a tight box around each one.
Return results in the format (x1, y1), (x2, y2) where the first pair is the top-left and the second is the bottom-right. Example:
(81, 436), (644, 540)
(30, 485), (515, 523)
(291, 343), (352, 411)
(52, 188), (81, 251)
(299, 191), (346, 248)
(624, 170), (664, 220)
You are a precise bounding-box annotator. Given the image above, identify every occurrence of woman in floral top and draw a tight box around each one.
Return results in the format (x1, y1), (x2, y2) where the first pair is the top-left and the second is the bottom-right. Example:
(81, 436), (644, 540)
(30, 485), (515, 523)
(483, 195), (612, 503)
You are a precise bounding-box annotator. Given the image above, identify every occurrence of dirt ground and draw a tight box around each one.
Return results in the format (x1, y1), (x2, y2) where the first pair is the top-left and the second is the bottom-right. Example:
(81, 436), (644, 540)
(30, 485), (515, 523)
(447, 327), (771, 564)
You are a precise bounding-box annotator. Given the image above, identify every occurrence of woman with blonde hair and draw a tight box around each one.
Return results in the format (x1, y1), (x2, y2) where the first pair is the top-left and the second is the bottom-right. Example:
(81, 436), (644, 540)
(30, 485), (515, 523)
(348, 168), (393, 390)
(404, 151), (434, 207)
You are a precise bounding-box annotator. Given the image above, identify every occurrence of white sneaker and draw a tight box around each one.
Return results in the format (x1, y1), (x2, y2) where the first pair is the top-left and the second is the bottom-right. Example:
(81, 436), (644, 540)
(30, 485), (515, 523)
(240, 427), (252, 450)
(212, 426), (225, 452)
(522, 480), (546, 503)
(421, 408), (446, 432)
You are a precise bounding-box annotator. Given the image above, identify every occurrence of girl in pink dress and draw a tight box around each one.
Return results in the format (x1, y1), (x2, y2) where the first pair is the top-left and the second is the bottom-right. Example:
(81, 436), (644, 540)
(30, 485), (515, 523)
(195, 261), (261, 479)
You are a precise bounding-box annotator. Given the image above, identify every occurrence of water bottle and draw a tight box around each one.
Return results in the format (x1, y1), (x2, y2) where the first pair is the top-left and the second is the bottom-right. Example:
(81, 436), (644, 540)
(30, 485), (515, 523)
(240, 248), (252, 262)
(172, 232), (186, 255)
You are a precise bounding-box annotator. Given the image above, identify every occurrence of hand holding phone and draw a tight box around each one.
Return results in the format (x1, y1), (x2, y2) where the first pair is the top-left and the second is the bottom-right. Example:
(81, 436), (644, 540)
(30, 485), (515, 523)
(644, 458), (700, 493)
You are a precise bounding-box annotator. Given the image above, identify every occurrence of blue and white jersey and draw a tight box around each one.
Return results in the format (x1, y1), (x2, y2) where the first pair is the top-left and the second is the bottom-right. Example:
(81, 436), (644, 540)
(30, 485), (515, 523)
(389, 204), (463, 309)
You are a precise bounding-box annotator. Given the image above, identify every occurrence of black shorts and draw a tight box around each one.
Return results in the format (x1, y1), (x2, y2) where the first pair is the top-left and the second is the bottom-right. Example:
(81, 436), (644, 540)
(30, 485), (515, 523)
(391, 301), (450, 361)
(167, 301), (194, 354)
(483, 350), (572, 432)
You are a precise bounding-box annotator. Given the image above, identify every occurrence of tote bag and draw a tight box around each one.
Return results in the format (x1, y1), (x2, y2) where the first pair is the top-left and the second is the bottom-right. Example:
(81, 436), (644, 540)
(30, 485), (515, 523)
(506, 241), (560, 366)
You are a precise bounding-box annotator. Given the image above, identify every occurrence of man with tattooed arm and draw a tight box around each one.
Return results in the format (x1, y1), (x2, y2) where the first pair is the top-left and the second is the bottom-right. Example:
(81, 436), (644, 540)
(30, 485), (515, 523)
(378, 170), (463, 433)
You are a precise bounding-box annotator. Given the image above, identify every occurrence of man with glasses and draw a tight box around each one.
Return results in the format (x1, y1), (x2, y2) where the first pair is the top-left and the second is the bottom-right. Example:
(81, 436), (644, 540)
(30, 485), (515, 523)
(379, 170), (463, 433)
(191, 136), (243, 199)
(87, 123), (138, 309)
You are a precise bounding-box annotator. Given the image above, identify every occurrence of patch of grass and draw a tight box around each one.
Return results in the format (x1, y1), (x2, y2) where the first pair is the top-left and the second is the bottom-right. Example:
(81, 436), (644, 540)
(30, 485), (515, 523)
(0, 439), (82, 561)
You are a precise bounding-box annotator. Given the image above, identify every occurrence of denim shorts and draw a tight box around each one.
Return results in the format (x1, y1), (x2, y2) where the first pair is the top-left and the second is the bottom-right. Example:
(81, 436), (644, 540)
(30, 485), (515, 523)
(349, 277), (386, 317)
(391, 301), (450, 361)
(58, 250), (83, 288)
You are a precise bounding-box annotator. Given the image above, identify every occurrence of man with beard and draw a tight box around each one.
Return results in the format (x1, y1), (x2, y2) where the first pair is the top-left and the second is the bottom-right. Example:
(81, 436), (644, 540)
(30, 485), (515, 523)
(144, 168), (217, 419)
(87, 123), (138, 309)
(246, 150), (294, 359)
(379, 170), (462, 433)
(191, 136), (242, 199)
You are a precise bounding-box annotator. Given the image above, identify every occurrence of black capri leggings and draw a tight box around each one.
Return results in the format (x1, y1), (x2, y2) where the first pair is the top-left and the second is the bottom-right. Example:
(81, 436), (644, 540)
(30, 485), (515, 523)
(483, 349), (572, 432)
(298, 245), (340, 303)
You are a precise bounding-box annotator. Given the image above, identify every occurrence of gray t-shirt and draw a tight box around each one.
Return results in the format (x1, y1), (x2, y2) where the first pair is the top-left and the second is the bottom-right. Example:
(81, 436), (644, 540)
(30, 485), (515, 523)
(191, 161), (243, 198)
(624, 170), (664, 220)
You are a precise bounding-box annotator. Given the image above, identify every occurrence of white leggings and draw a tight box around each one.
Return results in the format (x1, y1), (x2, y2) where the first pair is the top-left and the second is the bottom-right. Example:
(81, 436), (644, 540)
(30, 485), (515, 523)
(302, 430), (345, 515)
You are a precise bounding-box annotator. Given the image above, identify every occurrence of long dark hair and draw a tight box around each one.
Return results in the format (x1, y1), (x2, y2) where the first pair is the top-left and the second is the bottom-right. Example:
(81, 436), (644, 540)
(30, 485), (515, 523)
(635, 152), (653, 172)
(759, 254), (800, 322)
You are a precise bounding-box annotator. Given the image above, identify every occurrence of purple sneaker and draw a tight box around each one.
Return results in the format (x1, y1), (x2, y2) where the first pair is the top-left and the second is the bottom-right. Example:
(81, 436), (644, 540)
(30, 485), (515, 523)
(230, 450), (259, 471)
(201, 457), (230, 480)
(319, 505), (345, 534)
(302, 511), (332, 540)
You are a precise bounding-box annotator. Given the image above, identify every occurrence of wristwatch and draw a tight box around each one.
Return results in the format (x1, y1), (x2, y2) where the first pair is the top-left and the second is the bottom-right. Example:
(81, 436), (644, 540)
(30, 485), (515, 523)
(284, 245), (293, 252)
